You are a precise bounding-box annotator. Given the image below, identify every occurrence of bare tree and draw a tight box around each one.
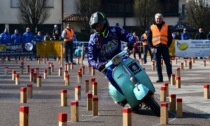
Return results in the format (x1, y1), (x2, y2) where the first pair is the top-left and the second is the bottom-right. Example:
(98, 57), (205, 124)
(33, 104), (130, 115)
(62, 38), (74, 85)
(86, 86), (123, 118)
(17, 0), (51, 33)
(74, 0), (101, 33)
(185, 0), (210, 32)
(134, 0), (160, 31)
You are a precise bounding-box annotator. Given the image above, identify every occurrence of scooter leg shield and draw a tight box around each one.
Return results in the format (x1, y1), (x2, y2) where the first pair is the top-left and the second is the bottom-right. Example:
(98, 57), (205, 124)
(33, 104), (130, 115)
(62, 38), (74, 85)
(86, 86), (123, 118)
(133, 84), (149, 100)
(108, 84), (125, 102)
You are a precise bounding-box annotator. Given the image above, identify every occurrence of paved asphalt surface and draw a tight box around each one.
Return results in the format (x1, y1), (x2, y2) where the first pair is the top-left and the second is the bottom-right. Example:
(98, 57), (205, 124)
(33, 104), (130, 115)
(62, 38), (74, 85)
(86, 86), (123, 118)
(0, 56), (210, 126)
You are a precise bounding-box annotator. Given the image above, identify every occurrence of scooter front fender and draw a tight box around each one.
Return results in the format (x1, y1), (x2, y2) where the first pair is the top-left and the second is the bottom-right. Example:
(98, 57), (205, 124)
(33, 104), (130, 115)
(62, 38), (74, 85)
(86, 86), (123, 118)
(108, 84), (125, 102)
(133, 84), (149, 100)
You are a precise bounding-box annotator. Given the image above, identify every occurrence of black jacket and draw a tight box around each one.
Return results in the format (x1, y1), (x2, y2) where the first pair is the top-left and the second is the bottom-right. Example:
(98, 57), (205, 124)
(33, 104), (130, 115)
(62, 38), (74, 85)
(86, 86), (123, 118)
(147, 21), (172, 48)
(207, 32), (210, 40)
(195, 32), (206, 39)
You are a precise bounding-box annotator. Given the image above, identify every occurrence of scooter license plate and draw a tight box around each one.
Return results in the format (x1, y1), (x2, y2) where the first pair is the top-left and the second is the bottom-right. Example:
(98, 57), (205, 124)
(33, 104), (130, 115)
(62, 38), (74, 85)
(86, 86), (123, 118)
(127, 61), (141, 75)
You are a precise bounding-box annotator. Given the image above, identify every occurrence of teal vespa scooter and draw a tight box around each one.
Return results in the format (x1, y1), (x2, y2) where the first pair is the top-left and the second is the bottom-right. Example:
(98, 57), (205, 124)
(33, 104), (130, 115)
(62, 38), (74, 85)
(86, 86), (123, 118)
(102, 50), (160, 116)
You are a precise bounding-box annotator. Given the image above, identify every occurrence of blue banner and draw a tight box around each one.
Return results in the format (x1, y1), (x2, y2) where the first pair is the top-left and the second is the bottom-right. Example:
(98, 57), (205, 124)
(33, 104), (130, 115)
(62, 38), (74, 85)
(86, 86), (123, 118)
(0, 43), (35, 56)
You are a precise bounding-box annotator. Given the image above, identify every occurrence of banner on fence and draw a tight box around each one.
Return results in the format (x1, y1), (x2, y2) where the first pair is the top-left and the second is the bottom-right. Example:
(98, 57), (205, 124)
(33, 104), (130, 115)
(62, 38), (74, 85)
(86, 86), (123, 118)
(175, 40), (210, 57)
(0, 43), (34, 56)
(36, 41), (62, 57)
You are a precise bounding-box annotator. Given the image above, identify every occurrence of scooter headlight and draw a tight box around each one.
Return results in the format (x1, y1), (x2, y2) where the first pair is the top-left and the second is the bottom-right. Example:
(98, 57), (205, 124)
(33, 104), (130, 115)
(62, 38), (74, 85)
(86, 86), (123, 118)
(112, 55), (122, 65)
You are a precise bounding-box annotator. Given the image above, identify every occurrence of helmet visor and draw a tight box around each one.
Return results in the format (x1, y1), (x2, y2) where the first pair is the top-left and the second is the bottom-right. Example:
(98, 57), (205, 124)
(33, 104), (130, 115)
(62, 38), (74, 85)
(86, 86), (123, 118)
(91, 23), (97, 30)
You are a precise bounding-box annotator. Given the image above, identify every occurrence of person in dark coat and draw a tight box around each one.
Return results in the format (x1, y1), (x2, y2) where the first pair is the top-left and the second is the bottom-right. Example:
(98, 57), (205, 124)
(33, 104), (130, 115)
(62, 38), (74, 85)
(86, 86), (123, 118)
(207, 31), (210, 40)
(195, 28), (206, 39)
(195, 28), (206, 59)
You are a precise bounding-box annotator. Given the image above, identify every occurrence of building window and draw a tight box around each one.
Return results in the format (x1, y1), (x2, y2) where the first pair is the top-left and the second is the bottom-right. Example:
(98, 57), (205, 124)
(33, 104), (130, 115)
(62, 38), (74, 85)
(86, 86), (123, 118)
(46, 0), (54, 8)
(10, 0), (54, 8)
(182, 4), (186, 15)
(101, 0), (134, 17)
(160, 0), (179, 16)
(11, 0), (19, 8)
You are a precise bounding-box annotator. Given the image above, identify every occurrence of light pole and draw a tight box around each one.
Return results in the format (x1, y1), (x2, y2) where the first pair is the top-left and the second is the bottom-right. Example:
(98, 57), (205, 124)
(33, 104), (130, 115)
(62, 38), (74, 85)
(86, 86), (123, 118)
(61, 0), (64, 31)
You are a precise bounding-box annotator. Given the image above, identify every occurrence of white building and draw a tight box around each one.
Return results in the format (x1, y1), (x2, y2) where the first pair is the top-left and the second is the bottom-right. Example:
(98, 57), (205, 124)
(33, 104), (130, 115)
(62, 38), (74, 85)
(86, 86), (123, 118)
(0, 0), (76, 32)
(0, 0), (188, 33)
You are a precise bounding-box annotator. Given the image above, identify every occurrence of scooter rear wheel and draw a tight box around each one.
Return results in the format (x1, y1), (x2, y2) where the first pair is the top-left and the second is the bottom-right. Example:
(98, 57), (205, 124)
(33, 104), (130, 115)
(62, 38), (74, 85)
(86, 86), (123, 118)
(143, 96), (160, 117)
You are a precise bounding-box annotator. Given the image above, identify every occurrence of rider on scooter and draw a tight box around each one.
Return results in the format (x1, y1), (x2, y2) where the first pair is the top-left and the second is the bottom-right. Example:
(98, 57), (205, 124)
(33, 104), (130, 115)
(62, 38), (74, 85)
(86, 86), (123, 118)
(88, 11), (135, 106)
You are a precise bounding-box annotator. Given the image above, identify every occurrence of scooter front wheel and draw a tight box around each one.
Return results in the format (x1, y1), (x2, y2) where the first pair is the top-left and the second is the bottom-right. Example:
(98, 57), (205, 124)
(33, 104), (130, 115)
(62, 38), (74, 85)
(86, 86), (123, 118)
(143, 96), (160, 117)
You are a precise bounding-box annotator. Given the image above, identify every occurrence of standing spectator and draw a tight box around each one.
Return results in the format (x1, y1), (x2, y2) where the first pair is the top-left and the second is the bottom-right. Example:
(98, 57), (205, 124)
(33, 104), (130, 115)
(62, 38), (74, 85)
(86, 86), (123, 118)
(147, 13), (172, 82)
(52, 29), (60, 60)
(116, 23), (119, 27)
(132, 32), (141, 60)
(11, 29), (22, 43)
(61, 23), (75, 64)
(35, 31), (44, 41)
(52, 29), (61, 40)
(141, 30), (153, 64)
(74, 45), (82, 59)
(0, 28), (11, 43)
(23, 27), (34, 60)
(35, 31), (44, 59)
(206, 31), (210, 40)
(195, 28), (206, 39)
(171, 32), (176, 39)
(0, 28), (11, 60)
(195, 28), (206, 59)
(181, 28), (190, 61)
(53, 25), (59, 35)
(22, 27), (34, 43)
(181, 28), (191, 40)
(43, 33), (51, 60)
(44, 33), (51, 41)
(11, 29), (22, 59)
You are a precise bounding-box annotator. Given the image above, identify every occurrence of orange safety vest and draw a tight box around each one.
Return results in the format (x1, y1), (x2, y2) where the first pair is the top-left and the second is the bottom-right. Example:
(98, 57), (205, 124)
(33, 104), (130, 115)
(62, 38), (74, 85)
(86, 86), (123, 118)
(142, 33), (148, 46)
(64, 28), (74, 42)
(151, 24), (168, 46)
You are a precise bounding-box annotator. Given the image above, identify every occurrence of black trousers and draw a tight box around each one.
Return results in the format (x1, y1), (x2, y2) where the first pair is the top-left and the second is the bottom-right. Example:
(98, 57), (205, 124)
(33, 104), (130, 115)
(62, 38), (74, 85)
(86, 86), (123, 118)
(143, 45), (153, 63)
(64, 42), (74, 62)
(153, 46), (172, 80)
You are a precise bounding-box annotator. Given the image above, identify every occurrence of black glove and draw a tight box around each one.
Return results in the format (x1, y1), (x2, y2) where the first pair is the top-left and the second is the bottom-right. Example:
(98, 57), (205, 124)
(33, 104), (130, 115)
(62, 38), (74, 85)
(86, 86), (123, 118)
(127, 43), (133, 50)
(98, 63), (106, 72)
(126, 49), (131, 56)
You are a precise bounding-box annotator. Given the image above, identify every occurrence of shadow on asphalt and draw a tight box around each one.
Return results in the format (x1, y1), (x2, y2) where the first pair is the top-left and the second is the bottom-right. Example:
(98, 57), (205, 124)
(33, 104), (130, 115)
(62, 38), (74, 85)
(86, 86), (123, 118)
(133, 109), (210, 119)
(79, 120), (104, 123)
(30, 94), (60, 99)
(132, 109), (158, 116)
(99, 114), (122, 116)
(0, 93), (19, 99)
(98, 109), (118, 111)
(182, 112), (210, 119)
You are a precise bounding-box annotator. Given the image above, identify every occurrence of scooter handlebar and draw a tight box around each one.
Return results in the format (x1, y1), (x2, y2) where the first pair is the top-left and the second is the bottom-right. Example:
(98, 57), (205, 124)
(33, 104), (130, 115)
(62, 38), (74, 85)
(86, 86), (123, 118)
(100, 49), (129, 73)
(104, 50), (128, 69)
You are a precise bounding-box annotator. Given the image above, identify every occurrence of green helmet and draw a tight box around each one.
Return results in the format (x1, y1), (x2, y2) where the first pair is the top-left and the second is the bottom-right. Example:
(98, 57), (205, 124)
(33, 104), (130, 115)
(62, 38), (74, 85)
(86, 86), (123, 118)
(89, 12), (109, 32)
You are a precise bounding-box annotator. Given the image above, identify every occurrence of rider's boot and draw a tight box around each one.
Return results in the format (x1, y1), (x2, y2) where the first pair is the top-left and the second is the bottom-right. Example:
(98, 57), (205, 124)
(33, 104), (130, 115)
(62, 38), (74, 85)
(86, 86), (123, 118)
(117, 99), (128, 107)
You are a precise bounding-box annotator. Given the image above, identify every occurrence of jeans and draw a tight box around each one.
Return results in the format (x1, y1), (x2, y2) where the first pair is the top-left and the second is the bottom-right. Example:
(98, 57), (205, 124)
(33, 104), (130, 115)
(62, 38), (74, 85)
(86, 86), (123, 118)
(143, 45), (153, 63)
(64, 42), (73, 62)
(153, 46), (172, 80)
(133, 49), (141, 59)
